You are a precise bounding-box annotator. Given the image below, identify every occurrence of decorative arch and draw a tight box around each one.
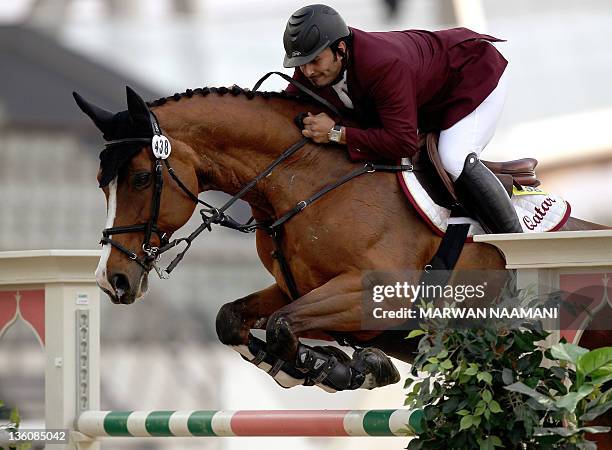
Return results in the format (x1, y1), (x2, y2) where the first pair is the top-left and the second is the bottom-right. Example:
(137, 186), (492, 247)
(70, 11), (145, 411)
(0, 289), (45, 348)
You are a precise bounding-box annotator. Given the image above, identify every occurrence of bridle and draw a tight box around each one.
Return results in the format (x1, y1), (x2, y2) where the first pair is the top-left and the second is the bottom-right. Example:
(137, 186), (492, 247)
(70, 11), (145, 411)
(100, 76), (412, 299)
(100, 144), (171, 274)
(99, 107), (176, 274)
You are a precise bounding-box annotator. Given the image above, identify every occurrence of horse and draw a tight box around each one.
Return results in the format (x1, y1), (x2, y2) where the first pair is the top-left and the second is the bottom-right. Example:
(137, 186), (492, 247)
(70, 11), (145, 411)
(74, 85), (609, 394)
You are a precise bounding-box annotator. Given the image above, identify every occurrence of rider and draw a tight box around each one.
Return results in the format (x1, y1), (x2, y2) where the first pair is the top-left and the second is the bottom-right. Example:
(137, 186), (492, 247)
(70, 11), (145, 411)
(282, 4), (523, 234)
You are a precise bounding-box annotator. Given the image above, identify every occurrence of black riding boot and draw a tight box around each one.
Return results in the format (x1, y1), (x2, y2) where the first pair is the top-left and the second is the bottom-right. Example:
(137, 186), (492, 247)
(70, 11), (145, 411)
(455, 153), (523, 234)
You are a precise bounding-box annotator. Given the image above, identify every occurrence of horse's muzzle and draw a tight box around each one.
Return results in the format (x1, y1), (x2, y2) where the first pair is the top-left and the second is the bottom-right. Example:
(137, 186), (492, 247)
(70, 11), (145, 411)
(110, 272), (136, 304)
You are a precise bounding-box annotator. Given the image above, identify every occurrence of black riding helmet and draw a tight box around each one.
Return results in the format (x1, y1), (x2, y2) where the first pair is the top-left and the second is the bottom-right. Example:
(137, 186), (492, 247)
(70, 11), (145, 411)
(283, 4), (350, 68)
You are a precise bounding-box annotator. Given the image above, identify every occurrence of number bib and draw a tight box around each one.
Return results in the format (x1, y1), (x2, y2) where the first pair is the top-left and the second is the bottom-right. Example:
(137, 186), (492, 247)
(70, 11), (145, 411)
(152, 135), (171, 159)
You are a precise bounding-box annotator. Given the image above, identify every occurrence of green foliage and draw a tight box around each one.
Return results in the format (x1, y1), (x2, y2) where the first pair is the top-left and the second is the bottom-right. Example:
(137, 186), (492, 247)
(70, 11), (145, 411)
(0, 400), (31, 450)
(404, 328), (612, 449)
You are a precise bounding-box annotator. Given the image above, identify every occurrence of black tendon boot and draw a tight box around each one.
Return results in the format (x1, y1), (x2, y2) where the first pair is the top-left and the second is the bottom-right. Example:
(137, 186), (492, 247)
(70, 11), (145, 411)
(295, 344), (401, 391)
(455, 153), (523, 234)
(243, 336), (361, 391)
(296, 344), (365, 391)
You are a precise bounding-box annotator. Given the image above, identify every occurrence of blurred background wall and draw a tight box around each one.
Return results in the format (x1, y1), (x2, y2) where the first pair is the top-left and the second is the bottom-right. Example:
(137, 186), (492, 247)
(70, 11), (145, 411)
(0, 1), (610, 449)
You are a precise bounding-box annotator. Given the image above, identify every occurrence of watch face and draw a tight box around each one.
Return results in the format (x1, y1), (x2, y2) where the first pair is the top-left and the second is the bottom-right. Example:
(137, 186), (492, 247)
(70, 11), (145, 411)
(329, 129), (341, 142)
(329, 126), (342, 142)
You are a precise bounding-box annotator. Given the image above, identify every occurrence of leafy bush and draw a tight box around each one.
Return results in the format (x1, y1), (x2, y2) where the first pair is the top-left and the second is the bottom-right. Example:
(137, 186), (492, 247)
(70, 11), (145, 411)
(404, 325), (611, 450)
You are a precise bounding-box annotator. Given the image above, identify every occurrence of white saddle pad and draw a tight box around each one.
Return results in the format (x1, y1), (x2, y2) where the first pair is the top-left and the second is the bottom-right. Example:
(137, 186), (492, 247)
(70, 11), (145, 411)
(397, 157), (571, 237)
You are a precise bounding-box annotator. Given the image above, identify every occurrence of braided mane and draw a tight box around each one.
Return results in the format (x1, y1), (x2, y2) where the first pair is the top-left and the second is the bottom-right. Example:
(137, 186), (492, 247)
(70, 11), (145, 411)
(148, 85), (308, 107)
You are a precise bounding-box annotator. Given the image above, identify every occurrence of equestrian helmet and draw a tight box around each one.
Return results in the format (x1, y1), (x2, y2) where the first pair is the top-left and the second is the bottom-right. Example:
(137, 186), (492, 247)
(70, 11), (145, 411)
(283, 4), (350, 68)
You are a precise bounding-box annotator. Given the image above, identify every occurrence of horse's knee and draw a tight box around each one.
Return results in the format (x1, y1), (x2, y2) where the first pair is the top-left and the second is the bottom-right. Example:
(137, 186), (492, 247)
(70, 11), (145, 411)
(215, 302), (248, 345)
(266, 311), (298, 359)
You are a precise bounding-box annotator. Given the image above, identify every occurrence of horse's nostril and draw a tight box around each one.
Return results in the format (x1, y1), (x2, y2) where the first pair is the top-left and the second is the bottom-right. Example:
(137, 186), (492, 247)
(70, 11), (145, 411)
(111, 273), (131, 302)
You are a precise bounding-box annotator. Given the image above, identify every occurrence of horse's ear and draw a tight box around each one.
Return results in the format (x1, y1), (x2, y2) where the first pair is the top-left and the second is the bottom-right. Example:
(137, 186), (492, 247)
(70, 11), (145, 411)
(72, 91), (115, 135)
(125, 86), (150, 118)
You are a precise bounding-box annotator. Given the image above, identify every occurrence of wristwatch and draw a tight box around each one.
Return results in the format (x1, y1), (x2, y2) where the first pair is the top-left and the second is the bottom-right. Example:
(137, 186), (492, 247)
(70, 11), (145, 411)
(328, 125), (342, 143)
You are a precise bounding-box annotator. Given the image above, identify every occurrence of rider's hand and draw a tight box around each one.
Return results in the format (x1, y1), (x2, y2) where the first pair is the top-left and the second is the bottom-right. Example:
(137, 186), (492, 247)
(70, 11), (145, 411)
(302, 112), (335, 144)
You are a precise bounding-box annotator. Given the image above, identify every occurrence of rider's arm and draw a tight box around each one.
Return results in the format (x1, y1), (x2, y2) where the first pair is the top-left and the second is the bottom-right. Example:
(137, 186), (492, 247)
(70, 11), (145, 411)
(343, 61), (418, 162)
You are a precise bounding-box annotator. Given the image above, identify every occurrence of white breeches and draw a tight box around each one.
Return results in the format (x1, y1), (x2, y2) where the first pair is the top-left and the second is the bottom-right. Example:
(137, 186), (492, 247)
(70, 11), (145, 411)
(438, 65), (509, 181)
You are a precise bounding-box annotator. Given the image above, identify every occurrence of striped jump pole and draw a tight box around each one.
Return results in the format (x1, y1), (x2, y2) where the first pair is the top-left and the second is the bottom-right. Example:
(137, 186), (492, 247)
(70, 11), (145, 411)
(77, 409), (424, 438)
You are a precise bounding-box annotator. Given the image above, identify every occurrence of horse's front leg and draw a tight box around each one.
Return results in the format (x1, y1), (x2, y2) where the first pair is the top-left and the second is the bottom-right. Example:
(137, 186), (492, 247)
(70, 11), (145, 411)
(216, 283), (320, 388)
(266, 273), (400, 392)
(215, 283), (289, 345)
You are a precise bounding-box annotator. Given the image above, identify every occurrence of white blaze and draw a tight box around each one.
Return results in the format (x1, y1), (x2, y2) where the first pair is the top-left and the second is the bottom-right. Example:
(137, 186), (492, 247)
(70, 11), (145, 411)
(95, 177), (117, 294)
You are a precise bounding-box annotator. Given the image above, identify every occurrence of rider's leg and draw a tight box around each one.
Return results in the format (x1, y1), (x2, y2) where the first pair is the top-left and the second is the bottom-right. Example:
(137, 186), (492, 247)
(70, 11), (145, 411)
(438, 68), (522, 233)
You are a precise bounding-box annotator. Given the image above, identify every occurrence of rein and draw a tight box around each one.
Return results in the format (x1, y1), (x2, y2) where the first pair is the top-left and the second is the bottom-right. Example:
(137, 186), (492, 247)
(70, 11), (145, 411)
(100, 80), (412, 300)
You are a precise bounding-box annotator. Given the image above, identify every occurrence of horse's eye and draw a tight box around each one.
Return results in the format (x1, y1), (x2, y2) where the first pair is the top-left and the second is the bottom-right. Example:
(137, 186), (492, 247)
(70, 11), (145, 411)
(133, 172), (152, 189)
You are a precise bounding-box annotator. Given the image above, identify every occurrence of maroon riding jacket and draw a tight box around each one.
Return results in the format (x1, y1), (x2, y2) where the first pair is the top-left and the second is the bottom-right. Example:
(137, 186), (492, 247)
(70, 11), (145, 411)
(286, 27), (507, 162)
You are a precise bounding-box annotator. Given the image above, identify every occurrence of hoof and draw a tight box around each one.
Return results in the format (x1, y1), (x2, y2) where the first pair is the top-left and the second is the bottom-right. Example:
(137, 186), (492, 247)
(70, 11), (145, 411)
(266, 313), (298, 360)
(350, 347), (400, 389)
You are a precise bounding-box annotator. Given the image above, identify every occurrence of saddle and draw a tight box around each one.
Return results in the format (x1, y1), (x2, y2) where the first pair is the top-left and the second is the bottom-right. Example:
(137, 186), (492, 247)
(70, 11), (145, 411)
(413, 133), (541, 209)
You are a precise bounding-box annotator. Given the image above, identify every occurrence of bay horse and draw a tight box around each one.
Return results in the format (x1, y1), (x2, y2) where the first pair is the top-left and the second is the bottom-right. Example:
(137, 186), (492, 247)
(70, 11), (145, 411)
(74, 85), (608, 394)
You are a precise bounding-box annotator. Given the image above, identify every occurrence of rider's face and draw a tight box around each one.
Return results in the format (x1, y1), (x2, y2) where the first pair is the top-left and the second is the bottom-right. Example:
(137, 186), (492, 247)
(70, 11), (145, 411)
(299, 42), (346, 88)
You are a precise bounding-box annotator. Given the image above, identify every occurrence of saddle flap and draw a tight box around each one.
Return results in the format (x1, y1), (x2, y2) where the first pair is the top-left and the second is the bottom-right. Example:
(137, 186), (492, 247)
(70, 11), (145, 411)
(425, 134), (459, 203)
(411, 140), (455, 209)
